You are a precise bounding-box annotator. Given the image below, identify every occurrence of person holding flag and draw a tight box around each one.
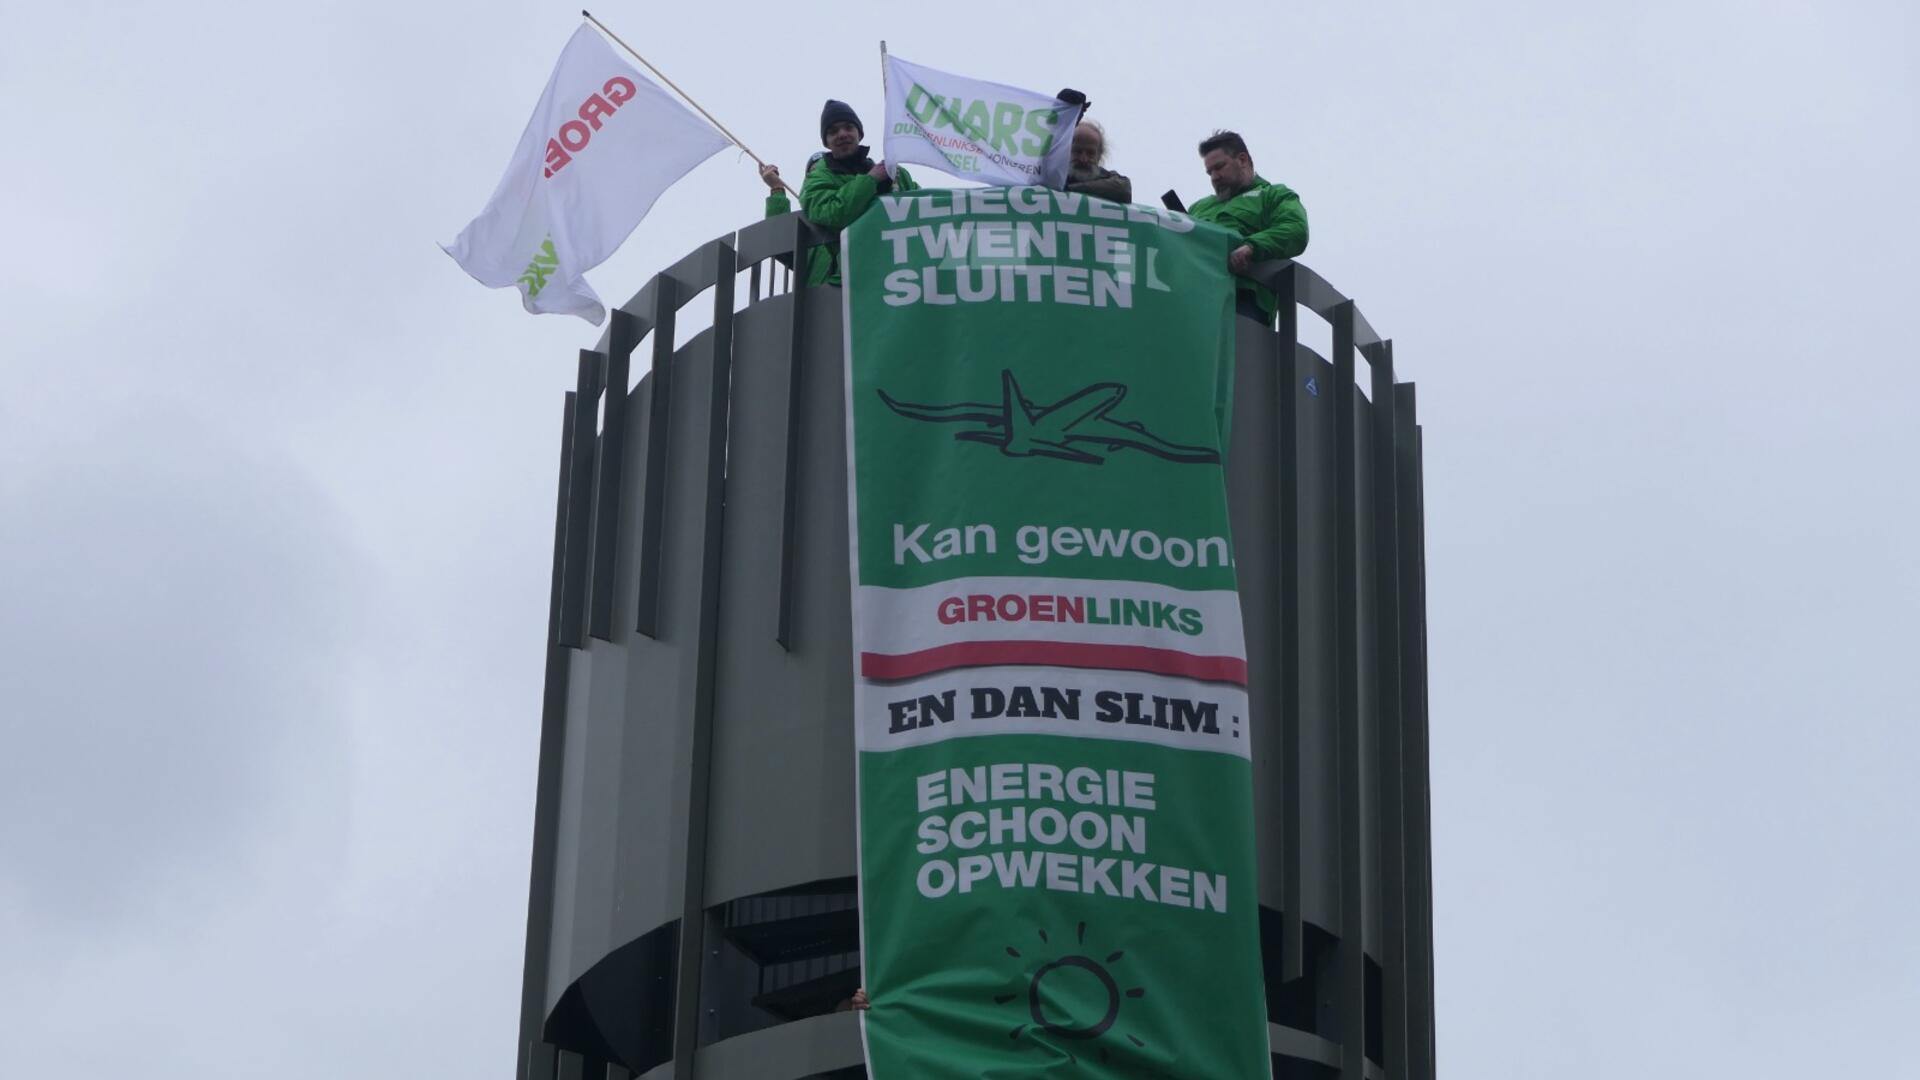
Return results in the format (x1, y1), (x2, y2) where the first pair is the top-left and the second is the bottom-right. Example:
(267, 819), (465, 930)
(441, 20), (737, 324)
(760, 100), (921, 287)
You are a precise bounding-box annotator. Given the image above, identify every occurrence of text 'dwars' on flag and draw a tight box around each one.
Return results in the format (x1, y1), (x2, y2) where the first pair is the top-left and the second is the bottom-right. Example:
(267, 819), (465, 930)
(881, 53), (1082, 191)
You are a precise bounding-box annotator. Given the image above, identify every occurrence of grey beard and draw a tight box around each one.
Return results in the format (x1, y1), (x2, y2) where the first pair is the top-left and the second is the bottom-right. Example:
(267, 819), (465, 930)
(1069, 163), (1101, 182)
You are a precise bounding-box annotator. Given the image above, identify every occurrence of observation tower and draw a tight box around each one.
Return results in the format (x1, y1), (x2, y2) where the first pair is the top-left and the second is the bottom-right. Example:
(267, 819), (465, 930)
(512, 211), (1435, 1080)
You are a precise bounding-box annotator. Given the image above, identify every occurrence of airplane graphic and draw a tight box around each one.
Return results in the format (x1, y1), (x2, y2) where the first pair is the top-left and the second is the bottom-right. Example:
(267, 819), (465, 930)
(876, 370), (1221, 466)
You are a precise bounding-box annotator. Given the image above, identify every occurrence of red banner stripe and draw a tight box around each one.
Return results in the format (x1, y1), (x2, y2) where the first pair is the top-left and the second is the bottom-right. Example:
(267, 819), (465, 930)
(860, 641), (1248, 686)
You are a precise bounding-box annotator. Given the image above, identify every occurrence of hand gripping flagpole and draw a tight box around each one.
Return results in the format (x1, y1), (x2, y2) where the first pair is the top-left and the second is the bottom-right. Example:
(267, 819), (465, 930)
(580, 10), (800, 198)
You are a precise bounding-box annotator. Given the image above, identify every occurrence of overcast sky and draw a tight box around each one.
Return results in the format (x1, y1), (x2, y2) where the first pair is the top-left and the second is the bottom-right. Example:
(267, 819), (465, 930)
(3, 1), (1916, 1075)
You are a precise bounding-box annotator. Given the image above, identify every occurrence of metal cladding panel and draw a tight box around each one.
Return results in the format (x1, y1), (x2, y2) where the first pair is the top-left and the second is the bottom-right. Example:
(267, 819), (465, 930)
(547, 366), (686, 1005)
(1294, 346), (1344, 934)
(548, 640), (627, 1005)
(1355, 383), (1386, 954)
(691, 1013), (864, 1079)
(520, 396), (582, 1080)
(1226, 325), (1285, 911)
(1232, 333), (1358, 942)
(704, 290), (860, 906)
(608, 335), (716, 947)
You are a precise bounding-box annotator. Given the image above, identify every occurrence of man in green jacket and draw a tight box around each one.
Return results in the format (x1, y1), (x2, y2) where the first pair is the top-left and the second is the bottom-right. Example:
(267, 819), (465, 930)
(759, 100), (919, 287)
(1187, 130), (1308, 325)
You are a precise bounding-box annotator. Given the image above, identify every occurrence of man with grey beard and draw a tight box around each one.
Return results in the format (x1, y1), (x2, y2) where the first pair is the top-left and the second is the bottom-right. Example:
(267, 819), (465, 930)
(1064, 118), (1132, 204)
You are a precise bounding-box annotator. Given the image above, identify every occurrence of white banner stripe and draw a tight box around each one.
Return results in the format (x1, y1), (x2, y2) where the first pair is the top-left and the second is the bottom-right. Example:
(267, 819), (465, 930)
(854, 576), (1247, 660)
(856, 665), (1253, 760)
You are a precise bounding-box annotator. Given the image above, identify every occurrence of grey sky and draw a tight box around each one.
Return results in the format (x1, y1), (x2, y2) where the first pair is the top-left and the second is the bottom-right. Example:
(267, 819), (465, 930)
(3, 0), (1915, 1075)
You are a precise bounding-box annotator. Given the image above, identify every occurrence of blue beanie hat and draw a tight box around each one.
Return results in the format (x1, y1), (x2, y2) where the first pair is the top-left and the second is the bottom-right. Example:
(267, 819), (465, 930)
(820, 99), (862, 144)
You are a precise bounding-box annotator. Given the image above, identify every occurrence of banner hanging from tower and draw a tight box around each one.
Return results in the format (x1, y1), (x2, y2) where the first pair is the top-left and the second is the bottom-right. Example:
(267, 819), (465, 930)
(844, 186), (1273, 1078)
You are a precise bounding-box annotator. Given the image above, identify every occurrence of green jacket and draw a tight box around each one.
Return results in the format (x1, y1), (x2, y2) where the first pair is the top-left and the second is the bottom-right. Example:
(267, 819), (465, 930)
(1188, 176), (1308, 320)
(765, 152), (920, 287)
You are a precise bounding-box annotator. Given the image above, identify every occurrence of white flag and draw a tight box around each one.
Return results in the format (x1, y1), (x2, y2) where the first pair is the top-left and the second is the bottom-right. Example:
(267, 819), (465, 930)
(442, 25), (729, 324)
(881, 54), (1081, 189)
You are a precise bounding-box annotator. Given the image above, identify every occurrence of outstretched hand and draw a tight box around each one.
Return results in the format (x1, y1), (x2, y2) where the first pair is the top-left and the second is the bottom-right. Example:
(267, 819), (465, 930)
(758, 163), (784, 191)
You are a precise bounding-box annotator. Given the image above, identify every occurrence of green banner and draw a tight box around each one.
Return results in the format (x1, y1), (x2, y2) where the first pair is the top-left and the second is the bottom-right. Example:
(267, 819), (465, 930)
(845, 186), (1271, 1078)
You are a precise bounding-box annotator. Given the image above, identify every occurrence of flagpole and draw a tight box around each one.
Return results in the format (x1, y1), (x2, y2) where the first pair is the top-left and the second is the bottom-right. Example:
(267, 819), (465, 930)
(878, 41), (896, 183)
(580, 10), (800, 199)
